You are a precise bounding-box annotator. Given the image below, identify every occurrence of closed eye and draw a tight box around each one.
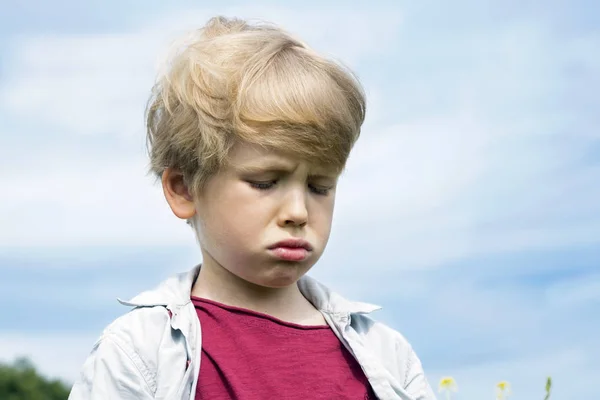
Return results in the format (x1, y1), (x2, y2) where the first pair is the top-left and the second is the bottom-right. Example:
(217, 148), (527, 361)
(309, 184), (332, 196)
(248, 180), (332, 195)
(248, 180), (277, 190)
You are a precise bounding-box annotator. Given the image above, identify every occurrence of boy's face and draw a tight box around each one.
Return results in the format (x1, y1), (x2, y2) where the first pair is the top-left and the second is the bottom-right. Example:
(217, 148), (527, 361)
(170, 141), (339, 288)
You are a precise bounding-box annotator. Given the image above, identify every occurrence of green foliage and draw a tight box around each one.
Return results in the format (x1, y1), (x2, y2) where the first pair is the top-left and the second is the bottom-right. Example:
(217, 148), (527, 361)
(544, 376), (552, 400)
(0, 357), (70, 400)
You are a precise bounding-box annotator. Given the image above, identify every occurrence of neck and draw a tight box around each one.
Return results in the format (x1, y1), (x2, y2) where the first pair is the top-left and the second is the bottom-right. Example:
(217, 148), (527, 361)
(190, 259), (325, 325)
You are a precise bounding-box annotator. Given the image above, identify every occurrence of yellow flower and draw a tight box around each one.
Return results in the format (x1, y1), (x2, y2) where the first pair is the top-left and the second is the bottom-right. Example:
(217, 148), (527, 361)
(438, 377), (458, 399)
(496, 380), (511, 399)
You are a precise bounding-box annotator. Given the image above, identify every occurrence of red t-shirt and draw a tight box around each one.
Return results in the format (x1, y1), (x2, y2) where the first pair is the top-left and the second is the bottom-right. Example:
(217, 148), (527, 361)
(192, 297), (376, 399)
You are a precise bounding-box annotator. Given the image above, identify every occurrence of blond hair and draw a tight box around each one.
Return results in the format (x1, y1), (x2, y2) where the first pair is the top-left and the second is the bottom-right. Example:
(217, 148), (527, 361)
(146, 16), (366, 195)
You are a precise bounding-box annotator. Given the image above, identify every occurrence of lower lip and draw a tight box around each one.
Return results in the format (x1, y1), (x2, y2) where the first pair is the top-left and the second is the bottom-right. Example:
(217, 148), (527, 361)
(269, 247), (310, 261)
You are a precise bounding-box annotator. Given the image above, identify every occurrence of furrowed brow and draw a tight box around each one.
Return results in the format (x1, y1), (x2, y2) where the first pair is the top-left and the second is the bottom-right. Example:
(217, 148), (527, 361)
(308, 173), (338, 181)
(234, 162), (295, 175)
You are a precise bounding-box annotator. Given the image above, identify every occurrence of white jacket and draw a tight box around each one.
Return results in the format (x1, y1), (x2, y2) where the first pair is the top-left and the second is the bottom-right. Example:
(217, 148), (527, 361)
(69, 266), (436, 400)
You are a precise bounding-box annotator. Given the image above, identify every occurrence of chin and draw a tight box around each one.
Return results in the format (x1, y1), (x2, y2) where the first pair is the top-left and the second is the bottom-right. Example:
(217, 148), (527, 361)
(258, 266), (308, 288)
(257, 275), (300, 289)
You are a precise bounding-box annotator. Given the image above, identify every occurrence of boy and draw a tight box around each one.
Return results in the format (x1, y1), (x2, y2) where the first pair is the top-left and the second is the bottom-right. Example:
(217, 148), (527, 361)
(69, 16), (436, 400)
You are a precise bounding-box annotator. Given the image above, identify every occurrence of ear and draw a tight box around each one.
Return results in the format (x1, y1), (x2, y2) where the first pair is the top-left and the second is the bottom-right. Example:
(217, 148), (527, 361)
(162, 168), (196, 220)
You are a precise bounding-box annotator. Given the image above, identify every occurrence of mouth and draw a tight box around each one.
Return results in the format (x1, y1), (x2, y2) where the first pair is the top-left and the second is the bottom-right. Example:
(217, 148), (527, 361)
(269, 238), (313, 251)
(268, 238), (313, 261)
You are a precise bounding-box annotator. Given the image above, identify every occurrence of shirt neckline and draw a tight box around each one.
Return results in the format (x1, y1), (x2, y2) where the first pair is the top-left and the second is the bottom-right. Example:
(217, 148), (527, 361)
(191, 295), (331, 330)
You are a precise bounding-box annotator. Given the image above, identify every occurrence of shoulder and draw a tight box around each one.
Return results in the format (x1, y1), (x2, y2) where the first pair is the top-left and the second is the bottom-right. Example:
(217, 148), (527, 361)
(98, 306), (173, 365)
(69, 306), (176, 399)
(103, 305), (172, 344)
(94, 307), (177, 392)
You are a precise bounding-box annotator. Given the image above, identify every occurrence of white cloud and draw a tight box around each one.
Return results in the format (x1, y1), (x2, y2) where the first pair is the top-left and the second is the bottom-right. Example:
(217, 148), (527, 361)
(1, 33), (155, 138)
(0, 147), (197, 247)
(338, 111), (489, 221)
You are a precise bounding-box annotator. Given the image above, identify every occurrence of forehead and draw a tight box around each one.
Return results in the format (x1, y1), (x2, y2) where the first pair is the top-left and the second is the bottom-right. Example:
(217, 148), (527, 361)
(226, 141), (341, 176)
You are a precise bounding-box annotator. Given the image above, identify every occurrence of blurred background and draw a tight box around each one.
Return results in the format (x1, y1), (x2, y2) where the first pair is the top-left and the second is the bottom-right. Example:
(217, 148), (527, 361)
(1, 0), (599, 399)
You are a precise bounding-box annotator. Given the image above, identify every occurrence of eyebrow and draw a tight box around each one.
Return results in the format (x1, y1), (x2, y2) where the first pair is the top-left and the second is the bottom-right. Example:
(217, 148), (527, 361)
(233, 162), (338, 180)
(233, 162), (294, 175)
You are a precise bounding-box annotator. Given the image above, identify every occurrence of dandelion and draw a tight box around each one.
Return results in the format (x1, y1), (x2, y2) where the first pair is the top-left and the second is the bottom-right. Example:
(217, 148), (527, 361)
(496, 380), (511, 399)
(438, 376), (458, 400)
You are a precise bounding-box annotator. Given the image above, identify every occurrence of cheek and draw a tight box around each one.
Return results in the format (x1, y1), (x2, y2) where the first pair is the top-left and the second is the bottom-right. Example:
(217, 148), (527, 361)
(309, 198), (336, 240)
(202, 189), (266, 249)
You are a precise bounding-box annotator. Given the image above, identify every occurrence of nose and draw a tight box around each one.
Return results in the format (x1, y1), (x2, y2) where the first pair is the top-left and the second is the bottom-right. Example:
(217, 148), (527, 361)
(278, 187), (308, 228)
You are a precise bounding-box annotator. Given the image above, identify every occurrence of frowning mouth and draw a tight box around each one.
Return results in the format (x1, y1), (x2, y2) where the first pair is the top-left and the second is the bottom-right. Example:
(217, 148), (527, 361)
(268, 239), (313, 261)
(268, 239), (313, 251)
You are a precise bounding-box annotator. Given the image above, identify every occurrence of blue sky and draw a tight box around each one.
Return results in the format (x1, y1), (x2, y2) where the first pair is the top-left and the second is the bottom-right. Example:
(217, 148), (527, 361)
(1, 1), (599, 399)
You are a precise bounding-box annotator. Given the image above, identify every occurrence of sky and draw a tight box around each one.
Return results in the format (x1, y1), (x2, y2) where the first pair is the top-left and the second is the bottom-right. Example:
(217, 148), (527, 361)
(0, 0), (599, 398)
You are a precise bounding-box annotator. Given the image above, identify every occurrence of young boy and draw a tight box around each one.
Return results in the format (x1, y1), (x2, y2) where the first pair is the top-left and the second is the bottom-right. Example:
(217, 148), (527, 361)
(69, 16), (435, 400)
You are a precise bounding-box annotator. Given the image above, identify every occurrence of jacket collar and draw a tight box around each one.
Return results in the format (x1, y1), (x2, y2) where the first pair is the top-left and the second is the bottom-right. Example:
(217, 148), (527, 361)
(297, 274), (381, 315)
(118, 264), (381, 316)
